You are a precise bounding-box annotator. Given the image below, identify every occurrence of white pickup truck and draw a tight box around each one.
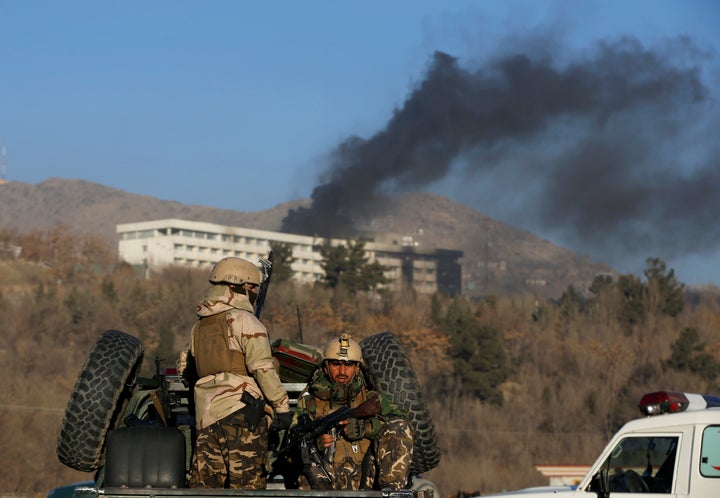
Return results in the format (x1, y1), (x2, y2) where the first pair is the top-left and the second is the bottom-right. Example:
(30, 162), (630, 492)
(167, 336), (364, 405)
(485, 391), (720, 496)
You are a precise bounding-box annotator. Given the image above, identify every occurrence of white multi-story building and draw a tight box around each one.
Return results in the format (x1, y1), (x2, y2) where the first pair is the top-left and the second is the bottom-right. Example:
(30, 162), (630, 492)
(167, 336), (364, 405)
(117, 219), (463, 295)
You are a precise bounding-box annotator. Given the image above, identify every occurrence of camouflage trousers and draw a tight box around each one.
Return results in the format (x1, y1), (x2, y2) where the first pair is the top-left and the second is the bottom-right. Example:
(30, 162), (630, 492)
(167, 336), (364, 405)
(189, 410), (269, 489)
(305, 418), (414, 490)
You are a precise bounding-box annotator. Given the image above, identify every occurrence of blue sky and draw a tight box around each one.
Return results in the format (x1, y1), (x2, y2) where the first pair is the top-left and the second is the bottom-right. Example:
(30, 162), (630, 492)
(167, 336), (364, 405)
(2, 1), (719, 287)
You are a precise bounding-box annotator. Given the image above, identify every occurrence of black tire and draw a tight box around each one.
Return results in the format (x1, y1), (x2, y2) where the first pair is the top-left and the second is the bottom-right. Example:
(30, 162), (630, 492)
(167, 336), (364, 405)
(56, 329), (144, 472)
(360, 331), (440, 474)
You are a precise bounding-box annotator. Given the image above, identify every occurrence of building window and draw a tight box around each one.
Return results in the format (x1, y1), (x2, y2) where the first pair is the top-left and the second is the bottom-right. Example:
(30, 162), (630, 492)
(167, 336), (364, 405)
(123, 229), (155, 240)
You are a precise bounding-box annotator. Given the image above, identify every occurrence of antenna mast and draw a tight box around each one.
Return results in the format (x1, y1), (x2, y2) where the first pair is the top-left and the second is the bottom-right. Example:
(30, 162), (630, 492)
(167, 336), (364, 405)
(0, 144), (7, 184)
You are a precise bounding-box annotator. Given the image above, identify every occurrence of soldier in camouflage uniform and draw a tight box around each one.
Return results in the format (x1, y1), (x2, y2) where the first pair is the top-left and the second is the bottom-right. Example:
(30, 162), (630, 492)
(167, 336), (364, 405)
(180, 257), (292, 489)
(293, 333), (413, 490)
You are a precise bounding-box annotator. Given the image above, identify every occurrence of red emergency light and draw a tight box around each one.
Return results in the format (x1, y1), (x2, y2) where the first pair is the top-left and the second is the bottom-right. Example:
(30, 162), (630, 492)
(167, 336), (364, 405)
(639, 391), (720, 416)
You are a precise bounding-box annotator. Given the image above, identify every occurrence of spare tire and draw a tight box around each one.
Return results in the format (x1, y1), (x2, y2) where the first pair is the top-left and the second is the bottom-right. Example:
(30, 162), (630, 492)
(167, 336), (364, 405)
(360, 331), (440, 474)
(56, 329), (144, 472)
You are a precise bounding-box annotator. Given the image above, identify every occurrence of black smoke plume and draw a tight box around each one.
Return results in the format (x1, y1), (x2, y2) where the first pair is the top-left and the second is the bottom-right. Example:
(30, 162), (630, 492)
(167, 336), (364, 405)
(282, 36), (718, 269)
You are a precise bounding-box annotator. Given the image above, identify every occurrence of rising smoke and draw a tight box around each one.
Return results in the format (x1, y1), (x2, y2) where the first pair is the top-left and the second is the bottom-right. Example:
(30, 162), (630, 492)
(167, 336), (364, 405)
(282, 35), (719, 268)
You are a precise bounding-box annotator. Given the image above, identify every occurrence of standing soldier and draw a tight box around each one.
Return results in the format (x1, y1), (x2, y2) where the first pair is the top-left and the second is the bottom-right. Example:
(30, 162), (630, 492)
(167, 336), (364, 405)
(293, 333), (414, 490)
(181, 257), (292, 488)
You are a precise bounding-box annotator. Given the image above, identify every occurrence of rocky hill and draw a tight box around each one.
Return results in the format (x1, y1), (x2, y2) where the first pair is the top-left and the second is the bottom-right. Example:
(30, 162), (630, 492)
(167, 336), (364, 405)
(0, 178), (612, 298)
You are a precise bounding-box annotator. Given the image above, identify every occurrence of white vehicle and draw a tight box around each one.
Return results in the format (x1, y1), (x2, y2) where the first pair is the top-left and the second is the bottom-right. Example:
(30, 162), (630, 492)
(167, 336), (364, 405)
(484, 391), (720, 497)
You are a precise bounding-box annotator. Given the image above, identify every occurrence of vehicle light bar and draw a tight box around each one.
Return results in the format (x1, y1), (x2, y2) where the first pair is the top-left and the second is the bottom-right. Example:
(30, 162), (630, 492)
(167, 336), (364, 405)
(639, 391), (720, 416)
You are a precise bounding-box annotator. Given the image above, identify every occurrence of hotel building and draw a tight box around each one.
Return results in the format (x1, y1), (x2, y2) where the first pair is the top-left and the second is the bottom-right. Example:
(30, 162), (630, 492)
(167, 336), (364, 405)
(117, 219), (462, 296)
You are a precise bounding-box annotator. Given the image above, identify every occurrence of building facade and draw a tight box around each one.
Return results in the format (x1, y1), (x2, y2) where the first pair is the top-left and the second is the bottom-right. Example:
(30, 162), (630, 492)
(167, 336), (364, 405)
(117, 219), (463, 296)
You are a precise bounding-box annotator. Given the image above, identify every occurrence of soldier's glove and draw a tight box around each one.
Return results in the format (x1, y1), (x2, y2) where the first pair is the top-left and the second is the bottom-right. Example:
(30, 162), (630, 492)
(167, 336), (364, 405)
(271, 411), (293, 431)
(344, 418), (366, 441)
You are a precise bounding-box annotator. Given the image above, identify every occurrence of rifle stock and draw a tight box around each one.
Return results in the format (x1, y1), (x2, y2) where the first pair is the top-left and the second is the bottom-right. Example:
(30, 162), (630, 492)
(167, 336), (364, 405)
(348, 395), (381, 419)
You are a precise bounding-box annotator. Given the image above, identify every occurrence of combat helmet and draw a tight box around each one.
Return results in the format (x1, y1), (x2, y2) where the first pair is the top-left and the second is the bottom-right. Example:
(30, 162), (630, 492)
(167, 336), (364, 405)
(209, 257), (262, 286)
(322, 332), (363, 364)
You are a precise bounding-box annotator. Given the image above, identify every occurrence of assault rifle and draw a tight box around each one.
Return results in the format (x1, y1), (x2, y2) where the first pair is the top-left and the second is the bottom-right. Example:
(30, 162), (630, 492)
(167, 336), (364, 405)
(255, 251), (273, 319)
(275, 396), (382, 488)
(285, 396), (381, 451)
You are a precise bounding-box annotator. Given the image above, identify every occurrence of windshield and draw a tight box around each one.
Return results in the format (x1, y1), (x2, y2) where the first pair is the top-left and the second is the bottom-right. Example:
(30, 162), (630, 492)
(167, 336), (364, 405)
(588, 435), (678, 494)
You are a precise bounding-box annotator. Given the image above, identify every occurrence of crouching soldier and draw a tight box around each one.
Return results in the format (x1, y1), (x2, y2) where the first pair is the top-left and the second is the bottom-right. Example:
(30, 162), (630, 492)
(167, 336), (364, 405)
(293, 333), (413, 490)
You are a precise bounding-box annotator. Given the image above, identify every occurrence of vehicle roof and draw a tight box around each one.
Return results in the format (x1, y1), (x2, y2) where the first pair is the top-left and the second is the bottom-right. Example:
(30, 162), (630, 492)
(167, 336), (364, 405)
(619, 407), (720, 432)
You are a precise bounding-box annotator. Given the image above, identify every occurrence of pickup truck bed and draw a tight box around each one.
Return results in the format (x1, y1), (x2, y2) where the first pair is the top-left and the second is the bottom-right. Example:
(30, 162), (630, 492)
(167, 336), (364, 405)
(71, 487), (426, 498)
(51, 330), (440, 498)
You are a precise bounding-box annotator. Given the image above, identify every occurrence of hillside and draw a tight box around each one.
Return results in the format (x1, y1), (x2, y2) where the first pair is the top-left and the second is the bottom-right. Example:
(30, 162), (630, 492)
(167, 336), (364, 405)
(0, 186), (716, 497)
(0, 178), (612, 298)
(0, 178), (304, 242)
(359, 193), (612, 297)
(1, 249), (716, 497)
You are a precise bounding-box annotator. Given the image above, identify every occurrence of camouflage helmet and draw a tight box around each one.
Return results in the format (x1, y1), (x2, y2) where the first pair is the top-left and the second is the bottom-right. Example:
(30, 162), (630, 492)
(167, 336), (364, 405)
(322, 332), (363, 364)
(209, 257), (262, 286)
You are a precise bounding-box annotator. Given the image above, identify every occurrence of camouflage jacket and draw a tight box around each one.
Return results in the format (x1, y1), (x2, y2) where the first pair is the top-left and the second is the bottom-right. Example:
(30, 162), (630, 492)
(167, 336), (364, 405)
(295, 367), (406, 462)
(183, 284), (289, 429)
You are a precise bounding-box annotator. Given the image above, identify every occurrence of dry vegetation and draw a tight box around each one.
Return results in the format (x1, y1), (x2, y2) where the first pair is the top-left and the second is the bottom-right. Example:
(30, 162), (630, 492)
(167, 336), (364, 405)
(1, 226), (719, 497)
